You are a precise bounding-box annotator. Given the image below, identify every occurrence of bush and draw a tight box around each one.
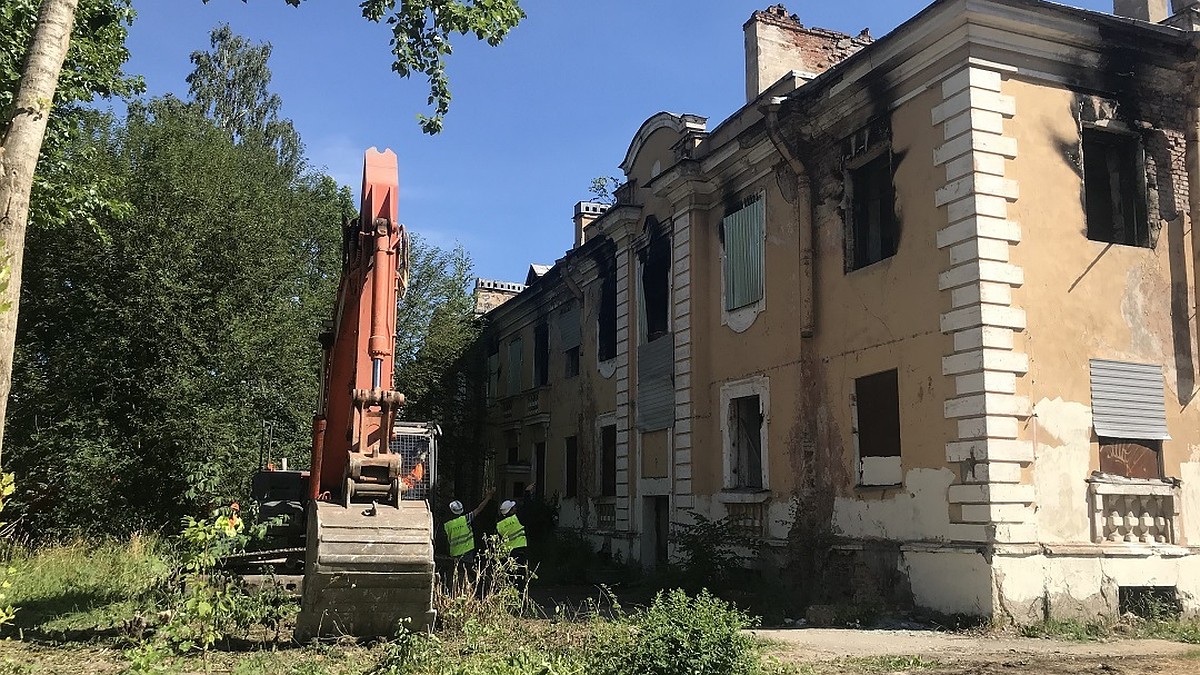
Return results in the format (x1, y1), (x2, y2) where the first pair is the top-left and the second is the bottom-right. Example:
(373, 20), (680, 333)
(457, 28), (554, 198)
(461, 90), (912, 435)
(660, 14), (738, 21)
(593, 588), (760, 675)
(672, 511), (757, 592)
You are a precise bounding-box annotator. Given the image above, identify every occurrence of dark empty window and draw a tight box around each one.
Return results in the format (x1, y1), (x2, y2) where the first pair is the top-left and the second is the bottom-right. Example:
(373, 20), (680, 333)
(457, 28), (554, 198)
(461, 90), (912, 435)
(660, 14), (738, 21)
(1083, 127), (1149, 247)
(642, 235), (671, 341)
(600, 424), (617, 497)
(564, 436), (578, 498)
(729, 395), (763, 489)
(598, 268), (617, 361)
(849, 153), (898, 271)
(564, 346), (580, 379)
(854, 369), (901, 486)
(534, 323), (549, 387)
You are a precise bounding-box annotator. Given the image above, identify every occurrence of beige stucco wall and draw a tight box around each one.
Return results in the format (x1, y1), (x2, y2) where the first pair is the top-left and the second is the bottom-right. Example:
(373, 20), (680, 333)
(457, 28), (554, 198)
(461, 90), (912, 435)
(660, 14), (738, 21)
(803, 85), (959, 542)
(1005, 75), (1200, 549)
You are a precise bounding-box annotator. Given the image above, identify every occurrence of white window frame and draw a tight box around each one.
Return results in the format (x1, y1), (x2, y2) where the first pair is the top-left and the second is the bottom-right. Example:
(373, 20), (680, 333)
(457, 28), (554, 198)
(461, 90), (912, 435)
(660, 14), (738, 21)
(719, 376), (770, 492)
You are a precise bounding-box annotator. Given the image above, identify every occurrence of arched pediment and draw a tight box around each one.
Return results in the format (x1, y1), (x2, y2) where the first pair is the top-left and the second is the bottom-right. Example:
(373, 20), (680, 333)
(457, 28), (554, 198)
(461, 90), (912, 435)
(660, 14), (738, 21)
(619, 112), (707, 177)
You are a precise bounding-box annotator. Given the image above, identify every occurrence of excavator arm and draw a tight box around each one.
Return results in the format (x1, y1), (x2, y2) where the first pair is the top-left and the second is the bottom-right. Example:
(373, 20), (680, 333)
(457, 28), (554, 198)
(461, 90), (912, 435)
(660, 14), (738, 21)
(295, 149), (437, 640)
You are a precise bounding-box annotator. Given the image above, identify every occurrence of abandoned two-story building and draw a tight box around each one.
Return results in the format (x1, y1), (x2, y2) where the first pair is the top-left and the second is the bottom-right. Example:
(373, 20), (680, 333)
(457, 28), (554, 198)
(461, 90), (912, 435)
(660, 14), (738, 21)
(474, 0), (1200, 621)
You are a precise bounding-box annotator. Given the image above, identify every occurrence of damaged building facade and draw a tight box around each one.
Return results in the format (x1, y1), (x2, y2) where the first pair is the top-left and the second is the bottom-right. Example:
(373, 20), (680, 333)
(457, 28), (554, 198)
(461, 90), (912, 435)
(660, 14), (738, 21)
(475, 0), (1200, 621)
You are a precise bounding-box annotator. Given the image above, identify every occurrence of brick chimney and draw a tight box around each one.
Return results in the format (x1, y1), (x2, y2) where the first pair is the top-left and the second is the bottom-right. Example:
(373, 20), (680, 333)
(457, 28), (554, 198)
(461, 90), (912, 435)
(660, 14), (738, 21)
(1113, 0), (1169, 21)
(744, 5), (872, 102)
(574, 201), (609, 248)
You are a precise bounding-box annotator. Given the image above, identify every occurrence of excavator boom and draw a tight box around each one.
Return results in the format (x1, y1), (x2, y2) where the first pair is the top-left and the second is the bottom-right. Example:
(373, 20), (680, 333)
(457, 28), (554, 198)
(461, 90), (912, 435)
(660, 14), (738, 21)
(295, 148), (436, 641)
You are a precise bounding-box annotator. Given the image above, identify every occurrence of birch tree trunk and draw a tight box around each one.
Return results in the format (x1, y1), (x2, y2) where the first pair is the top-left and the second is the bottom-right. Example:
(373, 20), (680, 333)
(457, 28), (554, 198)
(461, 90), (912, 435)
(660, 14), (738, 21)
(0, 0), (79, 464)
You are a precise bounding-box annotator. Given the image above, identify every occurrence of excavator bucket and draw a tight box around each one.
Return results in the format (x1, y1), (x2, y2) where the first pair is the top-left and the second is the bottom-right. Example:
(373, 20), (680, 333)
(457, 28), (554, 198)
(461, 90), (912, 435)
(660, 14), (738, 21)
(293, 501), (435, 640)
(294, 423), (439, 641)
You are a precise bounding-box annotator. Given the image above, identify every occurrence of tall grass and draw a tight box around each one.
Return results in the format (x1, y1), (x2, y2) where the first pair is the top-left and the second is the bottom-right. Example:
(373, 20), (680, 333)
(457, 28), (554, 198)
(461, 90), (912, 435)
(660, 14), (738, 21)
(4, 535), (172, 634)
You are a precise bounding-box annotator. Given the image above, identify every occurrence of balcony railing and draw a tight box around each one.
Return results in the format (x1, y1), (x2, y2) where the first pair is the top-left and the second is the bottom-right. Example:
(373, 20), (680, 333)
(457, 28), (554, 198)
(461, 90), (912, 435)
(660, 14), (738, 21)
(1088, 473), (1180, 545)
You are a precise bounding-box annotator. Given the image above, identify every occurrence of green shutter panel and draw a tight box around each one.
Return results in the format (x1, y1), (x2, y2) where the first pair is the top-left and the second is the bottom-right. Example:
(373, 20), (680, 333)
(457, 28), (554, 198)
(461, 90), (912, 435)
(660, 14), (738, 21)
(559, 305), (581, 349)
(723, 198), (765, 311)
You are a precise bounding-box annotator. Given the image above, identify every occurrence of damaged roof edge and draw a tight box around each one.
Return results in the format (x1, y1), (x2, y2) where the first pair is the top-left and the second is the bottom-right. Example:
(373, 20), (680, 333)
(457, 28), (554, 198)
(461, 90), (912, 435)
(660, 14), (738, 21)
(774, 0), (1192, 115)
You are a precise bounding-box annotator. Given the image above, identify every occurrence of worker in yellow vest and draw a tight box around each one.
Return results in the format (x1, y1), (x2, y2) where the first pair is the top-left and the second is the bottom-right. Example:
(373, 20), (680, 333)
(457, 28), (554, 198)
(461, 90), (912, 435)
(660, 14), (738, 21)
(496, 499), (528, 554)
(444, 487), (494, 568)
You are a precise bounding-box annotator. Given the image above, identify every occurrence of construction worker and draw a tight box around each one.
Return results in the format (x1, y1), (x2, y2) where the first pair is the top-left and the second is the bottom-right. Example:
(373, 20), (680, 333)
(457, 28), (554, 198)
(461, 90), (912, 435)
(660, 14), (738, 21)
(496, 499), (528, 555)
(443, 487), (494, 567)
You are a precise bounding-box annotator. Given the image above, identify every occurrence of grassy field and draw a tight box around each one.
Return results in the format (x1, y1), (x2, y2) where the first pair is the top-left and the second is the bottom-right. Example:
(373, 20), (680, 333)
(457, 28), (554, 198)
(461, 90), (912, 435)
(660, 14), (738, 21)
(4, 540), (1200, 675)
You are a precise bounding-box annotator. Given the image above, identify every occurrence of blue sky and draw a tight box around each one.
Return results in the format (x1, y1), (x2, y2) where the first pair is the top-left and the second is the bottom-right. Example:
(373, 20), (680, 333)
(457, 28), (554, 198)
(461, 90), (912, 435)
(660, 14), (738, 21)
(123, 0), (1113, 283)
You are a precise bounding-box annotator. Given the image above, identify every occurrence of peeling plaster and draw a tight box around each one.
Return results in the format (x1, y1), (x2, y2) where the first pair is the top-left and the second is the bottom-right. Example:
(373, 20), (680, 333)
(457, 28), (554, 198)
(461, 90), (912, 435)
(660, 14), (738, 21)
(833, 468), (954, 541)
(1182, 462), (1200, 545)
(1032, 398), (1093, 543)
(904, 550), (993, 616)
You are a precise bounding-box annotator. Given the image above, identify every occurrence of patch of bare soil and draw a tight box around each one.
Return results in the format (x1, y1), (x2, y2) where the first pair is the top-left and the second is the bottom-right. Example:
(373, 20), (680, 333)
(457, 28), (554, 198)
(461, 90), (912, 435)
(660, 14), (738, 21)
(757, 628), (1200, 674)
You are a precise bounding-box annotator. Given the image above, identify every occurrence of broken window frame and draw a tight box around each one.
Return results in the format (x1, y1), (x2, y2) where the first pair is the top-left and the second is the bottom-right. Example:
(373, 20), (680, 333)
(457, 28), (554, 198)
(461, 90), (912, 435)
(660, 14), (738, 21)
(852, 369), (903, 487)
(638, 226), (672, 344)
(846, 147), (899, 272)
(720, 376), (770, 492)
(729, 395), (764, 490)
(1081, 124), (1151, 248)
(564, 345), (580, 379)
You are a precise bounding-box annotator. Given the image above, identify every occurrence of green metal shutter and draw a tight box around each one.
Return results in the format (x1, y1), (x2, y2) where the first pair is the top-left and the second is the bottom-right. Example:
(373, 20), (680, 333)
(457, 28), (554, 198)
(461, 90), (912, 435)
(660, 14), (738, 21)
(637, 337), (675, 431)
(723, 197), (765, 311)
(1089, 359), (1170, 440)
(559, 305), (581, 349)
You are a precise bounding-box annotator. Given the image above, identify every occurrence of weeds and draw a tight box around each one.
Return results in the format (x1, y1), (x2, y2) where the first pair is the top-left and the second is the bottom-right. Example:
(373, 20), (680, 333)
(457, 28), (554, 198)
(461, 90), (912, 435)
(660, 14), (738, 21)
(1020, 614), (1200, 644)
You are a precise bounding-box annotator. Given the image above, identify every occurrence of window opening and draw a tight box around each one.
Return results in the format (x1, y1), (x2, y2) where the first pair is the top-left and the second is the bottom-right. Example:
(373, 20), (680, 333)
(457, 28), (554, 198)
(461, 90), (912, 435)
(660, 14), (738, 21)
(1083, 127), (1149, 247)
(849, 153), (898, 270)
(854, 369), (901, 486)
(600, 424), (617, 497)
(564, 436), (578, 498)
(564, 346), (580, 379)
(534, 323), (549, 387)
(642, 234), (671, 341)
(598, 267), (617, 361)
(729, 395), (763, 489)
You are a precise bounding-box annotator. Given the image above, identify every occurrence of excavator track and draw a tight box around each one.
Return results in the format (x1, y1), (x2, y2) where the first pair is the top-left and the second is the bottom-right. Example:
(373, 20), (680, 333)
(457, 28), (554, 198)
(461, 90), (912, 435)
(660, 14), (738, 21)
(293, 500), (435, 640)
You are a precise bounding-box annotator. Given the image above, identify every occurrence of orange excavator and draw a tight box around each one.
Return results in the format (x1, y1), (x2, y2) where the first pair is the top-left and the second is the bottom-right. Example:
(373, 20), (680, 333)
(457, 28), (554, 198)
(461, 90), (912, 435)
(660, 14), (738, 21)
(290, 148), (437, 640)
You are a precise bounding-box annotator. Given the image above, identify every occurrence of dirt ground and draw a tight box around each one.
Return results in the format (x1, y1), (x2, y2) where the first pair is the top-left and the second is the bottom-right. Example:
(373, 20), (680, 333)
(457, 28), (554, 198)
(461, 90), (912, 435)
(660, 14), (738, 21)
(757, 627), (1200, 674)
(0, 628), (1196, 674)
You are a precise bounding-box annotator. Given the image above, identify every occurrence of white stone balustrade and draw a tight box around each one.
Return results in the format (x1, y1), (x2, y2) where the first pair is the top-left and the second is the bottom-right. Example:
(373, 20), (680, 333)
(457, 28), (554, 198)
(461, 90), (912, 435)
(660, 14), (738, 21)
(1088, 475), (1180, 545)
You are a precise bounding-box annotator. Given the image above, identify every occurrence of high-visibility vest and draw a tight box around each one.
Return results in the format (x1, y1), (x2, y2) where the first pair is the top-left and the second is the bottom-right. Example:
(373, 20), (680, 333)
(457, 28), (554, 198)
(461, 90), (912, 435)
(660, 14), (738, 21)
(444, 516), (474, 557)
(497, 515), (527, 552)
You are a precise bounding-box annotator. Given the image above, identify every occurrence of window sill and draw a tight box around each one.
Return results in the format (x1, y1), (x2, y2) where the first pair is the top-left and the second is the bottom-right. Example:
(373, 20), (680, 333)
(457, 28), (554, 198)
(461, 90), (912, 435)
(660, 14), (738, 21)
(855, 483), (902, 493)
(845, 255), (896, 274)
(717, 489), (770, 504)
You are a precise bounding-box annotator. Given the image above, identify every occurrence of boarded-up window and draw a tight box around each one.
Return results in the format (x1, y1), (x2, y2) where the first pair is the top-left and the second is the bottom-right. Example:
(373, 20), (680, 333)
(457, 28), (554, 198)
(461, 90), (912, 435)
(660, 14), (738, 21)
(729, 395), (763, 489)
(722, 196), (765, 311)
(637, 337), (674, 431)
(564, 436), (578, 498)
(1083, 128), (1149, 248)
(600, 424), (617, 497)
(506, 337), (523, 394)
(1089, 359), (1169, 478)
(598, 268), (617, 361)
(534, 324), (549, 387)
(564, 346), (580, 379)
(849, 153), (898, 270)
(853, 369), (902, 486)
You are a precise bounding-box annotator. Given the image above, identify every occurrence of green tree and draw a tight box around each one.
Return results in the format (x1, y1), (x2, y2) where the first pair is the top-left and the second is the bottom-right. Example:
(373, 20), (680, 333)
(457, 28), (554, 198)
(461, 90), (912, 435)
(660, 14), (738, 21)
(0, 0), (139, 464)
(8, 98), (349, 537)
(187, 24), (301, 172)
(0, 0), (522, 473)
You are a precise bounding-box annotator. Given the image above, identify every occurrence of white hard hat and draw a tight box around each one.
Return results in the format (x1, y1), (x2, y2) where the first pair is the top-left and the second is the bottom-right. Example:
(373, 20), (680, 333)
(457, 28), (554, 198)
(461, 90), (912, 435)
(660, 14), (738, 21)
(500, 500), (516, 516)
(449, 500), (464, 515)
